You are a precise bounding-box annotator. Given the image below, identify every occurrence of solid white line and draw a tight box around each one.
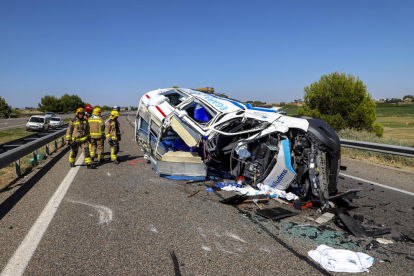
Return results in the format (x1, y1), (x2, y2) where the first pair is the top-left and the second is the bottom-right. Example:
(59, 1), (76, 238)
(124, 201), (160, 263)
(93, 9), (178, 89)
(339, 173), (414, 197)
(0, 154), (84, 276)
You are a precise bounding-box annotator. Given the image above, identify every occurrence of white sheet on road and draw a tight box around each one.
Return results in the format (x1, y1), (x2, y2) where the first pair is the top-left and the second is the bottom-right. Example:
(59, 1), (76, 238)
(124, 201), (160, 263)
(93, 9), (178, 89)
(308, 245), (374, 273)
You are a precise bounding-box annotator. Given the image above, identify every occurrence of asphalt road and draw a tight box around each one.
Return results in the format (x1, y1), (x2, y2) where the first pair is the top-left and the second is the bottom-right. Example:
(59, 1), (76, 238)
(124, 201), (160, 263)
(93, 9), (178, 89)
(0, 114), (75, 130)
(0, 114), (413, 275)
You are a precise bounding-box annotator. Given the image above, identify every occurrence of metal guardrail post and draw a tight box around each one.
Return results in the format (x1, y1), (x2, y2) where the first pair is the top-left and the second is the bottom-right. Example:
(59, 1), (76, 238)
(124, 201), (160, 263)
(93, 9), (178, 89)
(33, 150), (37, 165)
(15, 159), (20, 177)
(45, 143), (49, 157)
(61, 137), (64, 147)
(55, 139), (58, 151)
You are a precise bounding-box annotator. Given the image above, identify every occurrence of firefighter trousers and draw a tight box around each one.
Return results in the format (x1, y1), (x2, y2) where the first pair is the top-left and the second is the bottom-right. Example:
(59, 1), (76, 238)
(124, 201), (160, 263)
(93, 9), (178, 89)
(90, 138), (104, 160)
(109, 140), (119, 161)
(69, 141), (92, 164)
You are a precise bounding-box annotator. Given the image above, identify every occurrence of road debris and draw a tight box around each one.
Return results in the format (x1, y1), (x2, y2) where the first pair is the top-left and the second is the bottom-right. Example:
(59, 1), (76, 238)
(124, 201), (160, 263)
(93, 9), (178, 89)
(315, 213), (335, 224)
(187, 189), (204, 198)
(376, 238), (393, 244)
(308, 245), (374, 273)
(255, 207), (298, 221)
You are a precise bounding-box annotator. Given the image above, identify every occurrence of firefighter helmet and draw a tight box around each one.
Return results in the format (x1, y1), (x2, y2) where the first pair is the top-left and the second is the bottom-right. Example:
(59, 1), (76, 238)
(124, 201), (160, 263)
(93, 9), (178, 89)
(93, 107), (102, 116)
(110, 110), (119, 119)
(85, 105), (93, 114)
(76, 108), (85, 116)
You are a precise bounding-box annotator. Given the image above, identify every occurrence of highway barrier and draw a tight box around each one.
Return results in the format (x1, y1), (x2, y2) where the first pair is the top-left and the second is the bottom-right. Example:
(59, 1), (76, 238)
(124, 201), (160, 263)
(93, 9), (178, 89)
(340, 139), (414, 158)
(0, 113), (109, 177)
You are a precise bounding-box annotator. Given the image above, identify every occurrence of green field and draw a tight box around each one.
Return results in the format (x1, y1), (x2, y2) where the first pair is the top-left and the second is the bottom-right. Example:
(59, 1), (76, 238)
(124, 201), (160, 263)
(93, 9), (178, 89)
(283, 105), (300, 116)
(375, 102), (414, 116)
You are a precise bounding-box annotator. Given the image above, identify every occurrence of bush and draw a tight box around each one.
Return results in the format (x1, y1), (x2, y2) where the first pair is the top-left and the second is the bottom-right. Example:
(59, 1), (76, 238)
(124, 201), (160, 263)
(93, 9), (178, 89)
(370, 122), (384, 137)
(299, 72), (379, 131)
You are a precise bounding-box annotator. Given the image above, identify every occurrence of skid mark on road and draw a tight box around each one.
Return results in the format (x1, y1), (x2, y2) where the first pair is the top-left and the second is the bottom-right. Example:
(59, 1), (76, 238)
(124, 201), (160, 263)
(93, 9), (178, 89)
(66, 199), (113, 224)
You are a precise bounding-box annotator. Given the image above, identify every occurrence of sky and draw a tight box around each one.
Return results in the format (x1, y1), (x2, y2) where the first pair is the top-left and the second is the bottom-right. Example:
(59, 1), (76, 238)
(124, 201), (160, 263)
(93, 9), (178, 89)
(0, 0), (413, 108)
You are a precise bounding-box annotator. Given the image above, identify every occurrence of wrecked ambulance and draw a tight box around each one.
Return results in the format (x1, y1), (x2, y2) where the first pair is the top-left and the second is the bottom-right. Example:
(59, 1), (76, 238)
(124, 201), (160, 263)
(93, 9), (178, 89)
(135, 88), (341, 209)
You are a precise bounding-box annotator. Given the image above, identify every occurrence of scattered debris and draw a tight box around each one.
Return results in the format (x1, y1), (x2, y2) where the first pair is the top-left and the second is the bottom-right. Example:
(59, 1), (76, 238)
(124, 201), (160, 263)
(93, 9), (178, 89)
(255, 207), (298, 221)
(391, 234), (414, 243)
(308, 245), (374, 273)
(376, 238), (393, 244)
(221, 194), (248, 205)
(315, 213), (335, 224)
(406, 256), (414, 261)
(379, 259), (392, 263)
(353, 214), (364, 223)
(336, 211), (391, 238)
(365, 240), (379, 250)
(187, 189), (204, 198)
(340, 166), (347, 171)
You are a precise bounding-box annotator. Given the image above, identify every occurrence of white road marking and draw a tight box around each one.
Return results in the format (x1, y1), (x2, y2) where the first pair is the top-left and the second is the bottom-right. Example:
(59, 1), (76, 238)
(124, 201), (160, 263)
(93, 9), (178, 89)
(66, 200), (113, 224)
(339, 173), (414, 196)
(0, 154), (84, 276)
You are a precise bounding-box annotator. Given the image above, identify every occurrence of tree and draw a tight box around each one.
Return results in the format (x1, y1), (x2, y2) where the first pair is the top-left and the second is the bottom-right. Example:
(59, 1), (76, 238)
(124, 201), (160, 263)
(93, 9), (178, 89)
(246, 100), (267, 107)
(38, 95), (61, 112)
(403, 95), (413, 100)
(298, 72), (379, 134)
(0, 96), (12, 118)
(172, 86), (179, 88)
(59, 94), (85, 112)
(101, 105), (111, 111)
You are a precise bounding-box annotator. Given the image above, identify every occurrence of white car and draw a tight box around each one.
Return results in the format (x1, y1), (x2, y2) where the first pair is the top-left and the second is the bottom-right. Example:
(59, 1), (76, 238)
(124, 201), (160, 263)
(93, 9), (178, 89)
(50, 117), (63, 128)
(26, 116), (50, 132)
(135, 88), (342, 210)
(45, 112), (56, 119)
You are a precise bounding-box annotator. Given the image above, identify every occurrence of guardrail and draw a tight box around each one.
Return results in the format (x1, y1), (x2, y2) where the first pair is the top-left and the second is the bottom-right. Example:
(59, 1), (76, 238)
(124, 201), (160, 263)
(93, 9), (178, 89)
(0, 113), (109, 177)
(340, 139), (414, 158)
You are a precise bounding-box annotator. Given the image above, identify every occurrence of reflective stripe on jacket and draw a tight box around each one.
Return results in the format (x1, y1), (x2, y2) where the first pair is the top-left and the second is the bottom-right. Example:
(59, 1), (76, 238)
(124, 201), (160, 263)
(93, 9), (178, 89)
(105, 118), (121, 141)
(66, 116), (90, 141)
(88, 115), (105, 139)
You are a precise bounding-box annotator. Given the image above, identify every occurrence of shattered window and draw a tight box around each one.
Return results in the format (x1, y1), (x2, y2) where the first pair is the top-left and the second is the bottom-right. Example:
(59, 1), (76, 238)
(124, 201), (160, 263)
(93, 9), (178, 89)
(161, 90), (188, 107)
(139, 117), (149, 134)
(180, 101), (216, 126)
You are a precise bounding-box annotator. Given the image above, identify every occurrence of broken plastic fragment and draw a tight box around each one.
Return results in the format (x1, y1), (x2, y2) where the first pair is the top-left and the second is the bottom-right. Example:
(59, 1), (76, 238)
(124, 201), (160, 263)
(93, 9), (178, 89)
(315, 213), (335, 224)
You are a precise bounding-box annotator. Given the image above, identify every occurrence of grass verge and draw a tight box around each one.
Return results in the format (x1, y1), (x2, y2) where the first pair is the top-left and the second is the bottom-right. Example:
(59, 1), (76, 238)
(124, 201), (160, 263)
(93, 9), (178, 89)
(338, 129), (414, 172)
(0, 118), (70, 145)
(0, 140), (67, 193)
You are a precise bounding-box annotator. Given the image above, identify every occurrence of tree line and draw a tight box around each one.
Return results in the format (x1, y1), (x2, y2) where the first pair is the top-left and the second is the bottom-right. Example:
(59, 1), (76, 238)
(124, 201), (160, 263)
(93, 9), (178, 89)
(38, 94), (113, 112)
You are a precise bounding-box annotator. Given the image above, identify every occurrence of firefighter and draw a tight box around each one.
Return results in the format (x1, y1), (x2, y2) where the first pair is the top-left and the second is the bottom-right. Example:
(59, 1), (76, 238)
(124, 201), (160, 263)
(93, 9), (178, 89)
(66, 108), (95, 169)
(88, 107), (105, 162)
(85, 104), (93, 120)
(105, 110), (121, 164)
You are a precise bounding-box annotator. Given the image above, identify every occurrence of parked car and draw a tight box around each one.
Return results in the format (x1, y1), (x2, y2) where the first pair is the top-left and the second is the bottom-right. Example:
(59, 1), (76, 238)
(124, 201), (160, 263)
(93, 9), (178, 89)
(49, 117), (63, 128)
(135, 88), (342, 210)
(45, 112), (56, 119)
(26, 116), (50, 132)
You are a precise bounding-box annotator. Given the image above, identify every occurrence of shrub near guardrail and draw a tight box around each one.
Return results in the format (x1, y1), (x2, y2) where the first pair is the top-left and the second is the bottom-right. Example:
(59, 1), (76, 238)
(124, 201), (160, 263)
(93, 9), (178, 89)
(338, 129), (414, 170)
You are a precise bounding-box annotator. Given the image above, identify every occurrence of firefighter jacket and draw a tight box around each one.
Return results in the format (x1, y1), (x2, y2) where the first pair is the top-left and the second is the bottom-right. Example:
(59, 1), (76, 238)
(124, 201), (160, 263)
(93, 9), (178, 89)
(66, 116), (90, 142)
(88, 115), (105, 139)
(105, 118), (121, 141)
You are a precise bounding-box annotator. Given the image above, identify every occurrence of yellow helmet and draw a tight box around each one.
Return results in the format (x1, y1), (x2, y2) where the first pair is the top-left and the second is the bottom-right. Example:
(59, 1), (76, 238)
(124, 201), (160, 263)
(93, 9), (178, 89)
(110, 110), (119, 119)
(93, 107), (102, 116)
(76, 108), (85, 116)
